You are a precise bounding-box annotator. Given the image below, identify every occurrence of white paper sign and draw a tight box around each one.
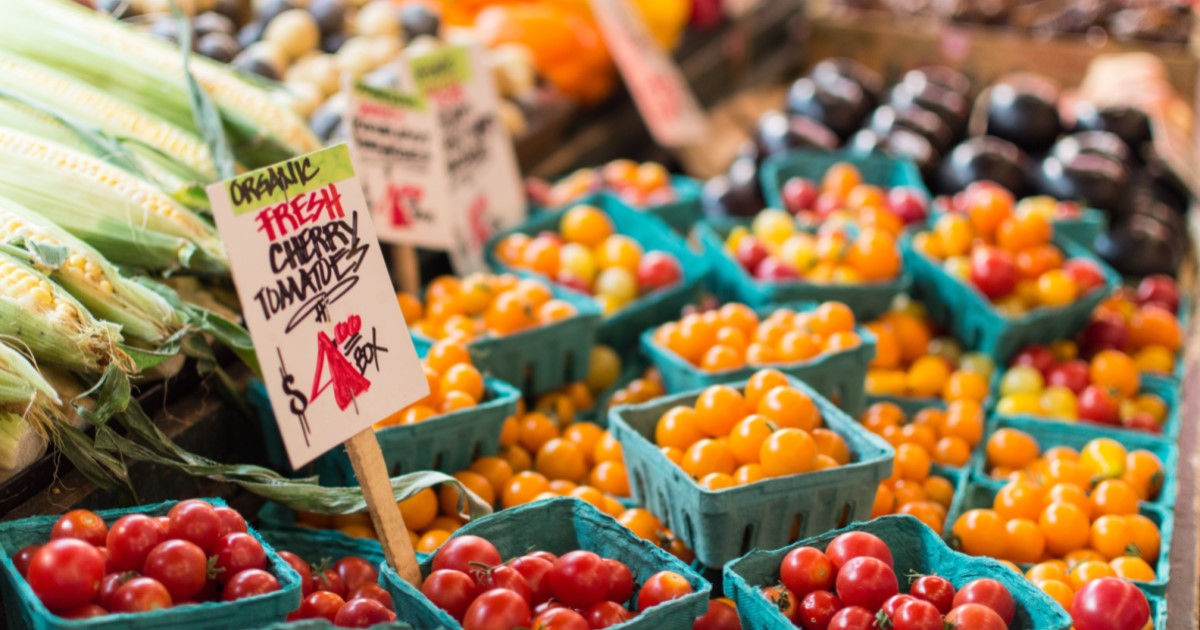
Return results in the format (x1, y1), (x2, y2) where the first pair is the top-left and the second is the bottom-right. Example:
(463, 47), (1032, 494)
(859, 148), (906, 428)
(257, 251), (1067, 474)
(348, 78), (455, 249)
(407, 42), (527, 273)
(590, 0), (709, 149)
(206, 144), (428, 468)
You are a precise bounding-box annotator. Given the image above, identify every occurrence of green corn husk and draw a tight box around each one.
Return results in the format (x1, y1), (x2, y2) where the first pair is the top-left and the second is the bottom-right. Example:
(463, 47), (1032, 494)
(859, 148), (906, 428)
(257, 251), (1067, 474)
(0, 412), (45, 474)
(0, 194), (184, 344)
(0, 0), (320, 169)
(0, 127), (227, 273)
(0, 342), (61, 410)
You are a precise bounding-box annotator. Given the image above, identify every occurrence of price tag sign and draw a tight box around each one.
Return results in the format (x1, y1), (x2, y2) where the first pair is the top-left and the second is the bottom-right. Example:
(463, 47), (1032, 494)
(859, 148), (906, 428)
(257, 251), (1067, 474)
(408, 42), (526, 273)
(348, 77), (455, 250)
(205, 144), (428, 469)
(590, 0), (708, 149)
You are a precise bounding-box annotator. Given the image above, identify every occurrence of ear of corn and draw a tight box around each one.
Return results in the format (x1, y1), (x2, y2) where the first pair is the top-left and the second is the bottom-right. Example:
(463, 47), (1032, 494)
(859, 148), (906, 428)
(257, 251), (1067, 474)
(0, 127), (228, 273)
(0, 194), (183, 344)
(0, 412), (45, 475)
(0, 342), (61, 409)
(0, 355), (75, 475)
(0, 0), (320, 168)
(0, 249), (130, 374)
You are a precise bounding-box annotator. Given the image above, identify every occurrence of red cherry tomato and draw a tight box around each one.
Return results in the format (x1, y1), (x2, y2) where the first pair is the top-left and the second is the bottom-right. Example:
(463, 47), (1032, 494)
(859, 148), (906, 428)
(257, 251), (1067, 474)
(532, 607), (590, 630)
(1071, 577), (1150, 630)
(278, 551), (314, 596)
(637, 570), (694, 612)
(781, 546), (835, 598)
(142, 539), (208, 601)
(510, 555), (554, 605)
(761, 584), (799, 622)
(952, 578), (1014, 625)
(213, 533), (266, 585)
(797, 590), (841, 630)
(1078, 385), (1120, 425)
(825, 532), (894, 570)
(828, 606), (876, 630)
(582, 600), (632, 629)
(26, 539), (105, 612)
(97, 573), (132, 610)
(432, 535), (502, 575)
(549, 550), (611, 609)
(298, 590), (346, 622)
(909, 575), (955, 614)
(970, 246), (1017, 299)
(462, 589), (531, 630)
(333, 598), (396, 627)
(167, 500), (222, 553)
(892, 598), (943, 630)
(111, 577), (173, 613)
(335, 556), (378, 593)
(314, 568), (347, 597)
(421, 569), (478, 622)
(476, 565), (532, 605)
(106, 514), (166, 573)
(529, 550), (558, 564)
(13, 544), (38, 577)
(222, 568), (280, 601)
(945, 603), (1007, 630)
(604, 559), (634, 603)
(1064, 259), (1106, 295)
(51, 510), (108, 547)
(835, 557), (898, 613)
(636, 252), (683, 293)
(1012, 346), (1055, 377)
(881, 594), (915, 620)
(213, 506), (248, 537)
(693, 598), (741, 630)
(348, 583), (393, 609)
(59, 604), (108, 619)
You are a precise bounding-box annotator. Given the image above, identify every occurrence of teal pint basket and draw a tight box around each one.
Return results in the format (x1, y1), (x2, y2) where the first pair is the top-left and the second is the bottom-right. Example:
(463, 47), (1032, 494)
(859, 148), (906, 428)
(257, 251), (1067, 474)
(696, 221), (911, 319)
(257, 526), (388, 576)
(903, 231), (1121, 365)
(379, 498), (710, 630)
(608, 376), (894, 568)
(640, 303), (876, 417)
(722, 515), (1072, 630)
(759, 149), (928, 211)
(945, 478), (1173, 596)
(0, 499), (302, 630)
(487, 196), (708, 353)
(973, 416), (1179, 508)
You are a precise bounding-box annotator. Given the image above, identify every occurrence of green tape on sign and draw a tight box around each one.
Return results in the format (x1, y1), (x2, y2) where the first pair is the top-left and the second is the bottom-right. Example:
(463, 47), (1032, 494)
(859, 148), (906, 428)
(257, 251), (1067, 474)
(411, 46), (471, 92)
(354, 82), (426, 110)
(226, 144), (356, 215)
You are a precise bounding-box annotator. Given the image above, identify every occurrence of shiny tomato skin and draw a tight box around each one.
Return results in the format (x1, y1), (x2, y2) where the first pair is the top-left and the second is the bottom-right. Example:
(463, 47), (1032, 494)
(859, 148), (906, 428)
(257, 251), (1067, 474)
(951, 578), (1014, 625)
(334, 556), (378, 593)
(142, 539), (208, 601)
(213, 506), (248, 537)
(333, 598), (396, 627)
(97, 573), (131, 610)
(167, 500), (222, 553)
(510, 555), (555, 605)
(827, 606), (876, 630)
(278, 551), (314, 596)
(825, 532), (894, 570)
(761, 584), (799, 622)
(51, 510), (108, 547)
(637, 570), (694, 612)
(106, 515), (166, 573)
(420, 569), (478, 622)
(431, 536), (502, 575)
(531, 607), (590, 630)
(26, 539), (105, 612)
(298, 590), (345, 622)
(222, 568), (280, 601)
(693, 598), (741, 630)
(550, 551), (611, 609)
(529, 550), (558, 563)
(834, 557), (898, 612)
(781, 546), (835, 598)
(462, 589), (531, 630)
(111, 577), (173, 613)
(797, 590), (841, 630)
(314, 568), (346, 597)
(945, 603), (1007, 630)
(59, 604), (108, 619)
(909, 575), (955, 614)
(880, 594), (915, 620)
(582, 600), (633, 629)
(213, 533), (267, 585)
(13, 545), (38, 577)
(603, 559), (634, 604)
(476, 565), (532, 605)
(970, 247), (1017, 299)
(892, 598), (943, 630)
(1070, 577), (1150, 630)
(348, 583), (393, 608)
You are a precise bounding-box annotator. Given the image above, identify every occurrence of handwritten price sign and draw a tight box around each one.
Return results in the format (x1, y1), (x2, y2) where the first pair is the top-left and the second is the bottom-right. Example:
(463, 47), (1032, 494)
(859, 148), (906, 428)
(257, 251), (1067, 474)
(207, 144), (427, 468)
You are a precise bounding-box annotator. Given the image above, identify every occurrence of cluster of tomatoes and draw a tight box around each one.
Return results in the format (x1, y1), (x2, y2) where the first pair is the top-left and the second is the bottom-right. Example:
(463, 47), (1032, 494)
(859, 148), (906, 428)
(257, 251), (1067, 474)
(278, 552), (396, 627)
(762, 530), (1018, 629)
(420, 534), (695, 629)
(375, 339), (487, 427)
(399, 274), (579, 341)
(653, 301), (862, 373)
(778, 163), (929, 229)
(864, 301), (995, 401)
(1081, 275), (1183, 376)
(912, 184), (1108, 315)
(939, 190), (1086, 224)
(494, 205), (684, 315)
(996, 344), (1169, 433)
(655, 369), (853, 490)
(535, 159), (680, 209)
(725, 210), (903, 284)
(14, 502), (279, 619)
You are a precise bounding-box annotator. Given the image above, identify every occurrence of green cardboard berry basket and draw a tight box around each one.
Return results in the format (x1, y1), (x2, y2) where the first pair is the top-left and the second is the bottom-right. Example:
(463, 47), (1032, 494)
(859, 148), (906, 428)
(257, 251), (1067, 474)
(411, 278), (602, 397)
(759, 149), (928, 212)
(723, 514), (1073, 630)
(902, 231), (1121, 366)
(607, 375), (894, 568)
(379, 498), (711, 630)
(486, 195), (709, 354)
(973, 416), (1179, 509)
(695, 221), (911, 320)
(945, 478), (1172, 596)
(639, 303), (876, 417)
(0, 498), (302, 630)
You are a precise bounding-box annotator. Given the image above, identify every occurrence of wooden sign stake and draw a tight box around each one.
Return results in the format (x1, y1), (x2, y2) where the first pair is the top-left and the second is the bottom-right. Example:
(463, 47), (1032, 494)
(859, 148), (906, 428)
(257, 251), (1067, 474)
(344, 429), (422, 585)
(391, 245), (421, 295)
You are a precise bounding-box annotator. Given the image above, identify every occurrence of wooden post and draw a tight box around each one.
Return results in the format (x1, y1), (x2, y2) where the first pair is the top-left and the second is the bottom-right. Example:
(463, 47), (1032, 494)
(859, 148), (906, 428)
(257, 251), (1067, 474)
(391, 245), (421, 294)
(343, 429), (422, 585)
